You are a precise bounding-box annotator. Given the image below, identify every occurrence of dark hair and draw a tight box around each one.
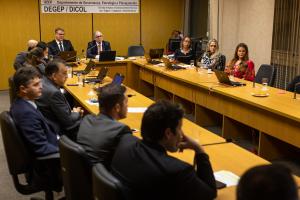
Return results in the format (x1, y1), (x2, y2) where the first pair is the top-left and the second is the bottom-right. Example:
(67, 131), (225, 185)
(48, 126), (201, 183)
(141, 100), (184, 142)
(98, 83), (126, 112)
(180, 36), (192, 49)
(55, 27), (64, 33)
(45, 59), (65, 77)
(237, 164), (298, 200)
(37, 41), (48, 51)
(13, 67), (41, 93)
(228, 43), (249, 71)
(26, 47), (44, 66)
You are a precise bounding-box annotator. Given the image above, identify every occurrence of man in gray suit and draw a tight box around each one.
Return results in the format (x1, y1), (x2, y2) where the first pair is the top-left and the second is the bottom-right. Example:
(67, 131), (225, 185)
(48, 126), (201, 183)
(36, 59), (82, 138)
(77, 83), (132, 167)
(13, 39), (38, 70)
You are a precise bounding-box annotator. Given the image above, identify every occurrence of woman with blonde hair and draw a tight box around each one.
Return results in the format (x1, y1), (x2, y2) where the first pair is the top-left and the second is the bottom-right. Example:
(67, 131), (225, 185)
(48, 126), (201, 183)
(200, 39), (225, 70)
(225, 43), (255, 81)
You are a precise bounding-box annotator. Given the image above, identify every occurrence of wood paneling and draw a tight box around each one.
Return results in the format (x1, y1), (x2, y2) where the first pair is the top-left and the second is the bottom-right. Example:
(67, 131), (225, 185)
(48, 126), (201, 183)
(0, 0), (40, 90)
(141, 0), (184, 52)
(40, 13), (93, 56)
(93, 13), (140, 56)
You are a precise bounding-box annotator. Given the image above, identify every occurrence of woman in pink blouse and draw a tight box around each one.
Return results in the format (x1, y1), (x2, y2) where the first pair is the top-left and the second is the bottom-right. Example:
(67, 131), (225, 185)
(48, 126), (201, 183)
(225, 43), (255, 81)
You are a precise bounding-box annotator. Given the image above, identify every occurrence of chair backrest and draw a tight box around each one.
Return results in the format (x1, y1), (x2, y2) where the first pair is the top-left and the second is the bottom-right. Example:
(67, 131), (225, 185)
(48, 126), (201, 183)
(214, 54), (226, 71)
(127, 45), (145, 57)
(92, 163), (124, 200)
(287, 75), (300, 93)
(0, 111), (43, 194)
(8, 76), (17, 104)
(59, 135), (93, 200)
(255, 64), (275, 86)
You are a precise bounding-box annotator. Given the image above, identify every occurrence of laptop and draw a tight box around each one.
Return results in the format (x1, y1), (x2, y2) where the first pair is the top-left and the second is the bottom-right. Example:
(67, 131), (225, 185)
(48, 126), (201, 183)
(99, 51), (116, 61)
(85, 67), (109, 83)
(58, 51), (77, 62)
(161, 57), (186, 70)
(214, 70), (246, 86)
(149, 48), (164, 59)
(144, 54), (162, 65)
(111, 73), (125, 85)
(73, 60), (95, 75)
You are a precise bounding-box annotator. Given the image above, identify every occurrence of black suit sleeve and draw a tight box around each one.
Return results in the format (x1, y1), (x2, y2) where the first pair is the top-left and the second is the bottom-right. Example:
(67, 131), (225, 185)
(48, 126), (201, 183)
(68, 40), (74, 51)
(16, 110), (58, 156)
(87, 42), (96, 59)
(106, 41), (111, 51)
(49, 90), (81, 131)
(176, 153), (217, 200)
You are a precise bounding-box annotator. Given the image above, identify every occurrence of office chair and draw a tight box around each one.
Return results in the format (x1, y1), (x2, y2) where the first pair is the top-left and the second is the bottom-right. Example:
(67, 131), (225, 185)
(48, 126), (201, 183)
(255, 64), (275, 86)
(8, 76), (17, 104)
(59, 135), (93, 200)
(287, 75), (300, 93)
(92, 163), (124, 200)
(0, 111), (54, 200)
(214, 54), (226, 71)
(127, 45), (145, 57)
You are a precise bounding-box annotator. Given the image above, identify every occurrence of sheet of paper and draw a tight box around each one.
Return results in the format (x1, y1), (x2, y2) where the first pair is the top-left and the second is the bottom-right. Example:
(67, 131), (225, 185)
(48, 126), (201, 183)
(128, 107), (148, 113)
(214, 170), (240, 187)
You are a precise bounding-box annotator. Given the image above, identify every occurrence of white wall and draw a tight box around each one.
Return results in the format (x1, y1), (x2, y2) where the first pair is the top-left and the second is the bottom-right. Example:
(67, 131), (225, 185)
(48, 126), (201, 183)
(209, 0), (275, 72)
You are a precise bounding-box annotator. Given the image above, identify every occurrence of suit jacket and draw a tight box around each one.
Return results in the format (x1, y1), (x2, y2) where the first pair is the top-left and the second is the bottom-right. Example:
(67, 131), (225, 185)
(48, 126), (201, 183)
(77, 113), (132, 167)
(10, 98), (59, 157)
(111, 135), (217, 200)
(36, 77), (81, 135)
(48, 39), (74, 56)
(86, 40), (111, 59)
(13, 51), (27, 70)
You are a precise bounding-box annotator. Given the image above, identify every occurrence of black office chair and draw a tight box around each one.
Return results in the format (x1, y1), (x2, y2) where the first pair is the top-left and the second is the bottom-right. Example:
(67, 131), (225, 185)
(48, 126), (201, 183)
(92, 163), (124, 200)
(8, 76), (17, 104)
(59, 135), (93, 200)
(0, 111), (54, 200)
(287, 75), (300, 93)
(127, 45), (145, 57)
(255, 64), (275, 86)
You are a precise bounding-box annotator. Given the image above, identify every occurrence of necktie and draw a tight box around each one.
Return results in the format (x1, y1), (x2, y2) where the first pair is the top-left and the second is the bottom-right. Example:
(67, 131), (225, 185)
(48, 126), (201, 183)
(59, 42), (64, 52)
(97, 43), (101, 55)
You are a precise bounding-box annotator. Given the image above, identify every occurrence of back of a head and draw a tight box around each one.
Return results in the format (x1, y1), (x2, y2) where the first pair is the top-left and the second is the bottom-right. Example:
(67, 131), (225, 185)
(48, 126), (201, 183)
(141, 100), (184, 142)
(37, 41), (48, 51)
(237, 164), (298, 200)
(27, 47), (44, 62)
(27, 39), (38, 51)
(98, 83), (126, 113)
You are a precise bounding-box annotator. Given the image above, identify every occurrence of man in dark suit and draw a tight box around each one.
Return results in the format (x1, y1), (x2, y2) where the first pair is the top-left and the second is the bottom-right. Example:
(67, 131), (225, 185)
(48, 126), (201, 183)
(111, 100), (217, 200)
(10, 67), (62, 191)
(77, 83), (131, 167)
(86, 31), (111, 59)
(47, 27), (74, 57)
(13, 39), (38, 70)
(36, 59), (82, 139)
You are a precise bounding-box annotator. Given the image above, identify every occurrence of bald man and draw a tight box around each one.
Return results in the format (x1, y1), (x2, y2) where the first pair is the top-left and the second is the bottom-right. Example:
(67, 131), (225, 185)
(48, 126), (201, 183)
(86, 31), (111, 59)
(13, 39), (38, 70)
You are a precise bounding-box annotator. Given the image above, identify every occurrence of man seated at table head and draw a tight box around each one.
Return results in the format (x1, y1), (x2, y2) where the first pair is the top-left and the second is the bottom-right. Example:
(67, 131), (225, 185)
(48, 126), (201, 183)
(36, 59), (82, 139)
(111, 100), (217, 200)
(13, 39), (38, 70)
(77, 83), (131, 168)
(86, 30), (111, 59)
(237, 164), (298, 200)
(48, 27), (74, 57)
(10, 66), (62, 191)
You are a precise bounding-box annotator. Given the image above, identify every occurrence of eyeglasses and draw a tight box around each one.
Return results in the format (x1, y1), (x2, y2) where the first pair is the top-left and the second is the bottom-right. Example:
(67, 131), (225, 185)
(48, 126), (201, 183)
(210, 45), (217, 47)
(95, 35), (103, 38)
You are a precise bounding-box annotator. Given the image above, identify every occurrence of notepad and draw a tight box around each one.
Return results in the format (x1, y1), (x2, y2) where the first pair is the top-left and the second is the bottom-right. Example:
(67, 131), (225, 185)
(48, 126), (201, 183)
(128, 107), (147, 113)
(214, 170), (240, 187)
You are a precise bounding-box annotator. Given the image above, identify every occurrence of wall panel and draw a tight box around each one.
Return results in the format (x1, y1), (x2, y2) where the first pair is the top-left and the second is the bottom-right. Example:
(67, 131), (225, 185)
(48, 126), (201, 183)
(0, 0), (40, 90)
(93, 13), (140, 56)
(141, 0), (185, 52)
(40, 13), (93, 56)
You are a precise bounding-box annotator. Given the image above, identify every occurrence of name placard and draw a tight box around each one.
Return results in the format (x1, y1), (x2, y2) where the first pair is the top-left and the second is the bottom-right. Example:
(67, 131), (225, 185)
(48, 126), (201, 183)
(41, 0), (139, 13)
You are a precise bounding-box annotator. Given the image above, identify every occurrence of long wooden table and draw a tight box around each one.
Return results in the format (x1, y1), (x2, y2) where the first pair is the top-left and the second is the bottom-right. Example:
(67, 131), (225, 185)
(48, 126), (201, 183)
(64, 71), (300, 200)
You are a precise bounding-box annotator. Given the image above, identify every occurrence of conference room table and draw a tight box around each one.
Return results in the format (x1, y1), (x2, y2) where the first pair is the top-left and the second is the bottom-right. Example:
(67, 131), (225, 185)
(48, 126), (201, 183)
(64, 70), (300, 199)
(75, 57), (300, 162)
